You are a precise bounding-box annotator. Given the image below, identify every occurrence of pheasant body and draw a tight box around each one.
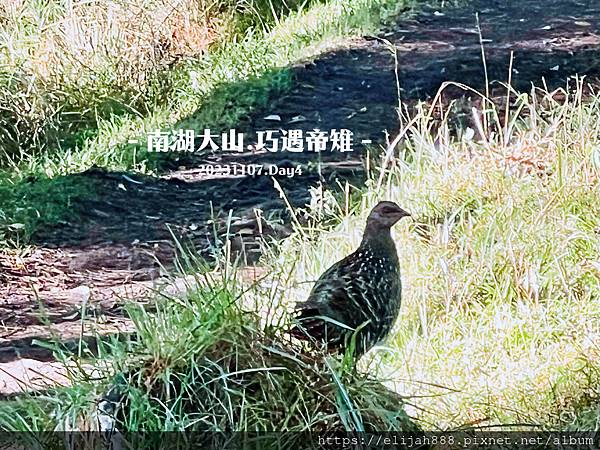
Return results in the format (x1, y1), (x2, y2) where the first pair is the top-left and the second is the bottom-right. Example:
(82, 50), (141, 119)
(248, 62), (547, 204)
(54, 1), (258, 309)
(291, 201), (410, 357)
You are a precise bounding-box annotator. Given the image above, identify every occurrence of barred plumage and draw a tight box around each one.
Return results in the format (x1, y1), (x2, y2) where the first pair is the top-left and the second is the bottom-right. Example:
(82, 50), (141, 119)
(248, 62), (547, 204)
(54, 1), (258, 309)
(290, 201), (411, 357)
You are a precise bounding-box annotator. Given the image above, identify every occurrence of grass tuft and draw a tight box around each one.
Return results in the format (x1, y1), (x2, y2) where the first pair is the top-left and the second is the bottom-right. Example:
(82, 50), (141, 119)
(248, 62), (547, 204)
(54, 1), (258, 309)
(268, 78), (600, 430)
(0, 263), (419, 444)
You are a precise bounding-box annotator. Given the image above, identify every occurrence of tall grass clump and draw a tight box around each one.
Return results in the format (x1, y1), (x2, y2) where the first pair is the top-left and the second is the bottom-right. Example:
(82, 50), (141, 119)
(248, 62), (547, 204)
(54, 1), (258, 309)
(0, 0), (413, 168)
(267, 77), (600, 430)
(0, 0), (215, 162)
(0, 251), (420, 445)
(0, 0), (417, 246)
(0, 0), (315, 163)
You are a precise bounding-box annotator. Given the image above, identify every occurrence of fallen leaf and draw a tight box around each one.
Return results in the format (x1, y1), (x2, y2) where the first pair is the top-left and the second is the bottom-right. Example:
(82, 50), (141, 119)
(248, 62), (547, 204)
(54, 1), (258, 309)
(591, 147), (600, 168)
(263, 114), (281, 121)
(463, 127), (475, 141)
(288, 115), (306, 124)
(122, 174), (143, 184)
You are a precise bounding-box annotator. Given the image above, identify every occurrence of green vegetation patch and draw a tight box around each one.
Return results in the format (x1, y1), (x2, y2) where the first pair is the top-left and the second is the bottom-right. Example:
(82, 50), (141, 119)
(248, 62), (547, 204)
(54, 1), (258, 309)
(0, 0), (417, 246)
(0, 173), (95, 246)
(0, 270), (420, 439)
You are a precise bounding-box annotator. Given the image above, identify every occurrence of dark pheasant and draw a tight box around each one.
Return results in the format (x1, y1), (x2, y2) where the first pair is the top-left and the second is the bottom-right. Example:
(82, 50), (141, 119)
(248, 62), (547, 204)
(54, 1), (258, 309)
(290, 201), (411, 357)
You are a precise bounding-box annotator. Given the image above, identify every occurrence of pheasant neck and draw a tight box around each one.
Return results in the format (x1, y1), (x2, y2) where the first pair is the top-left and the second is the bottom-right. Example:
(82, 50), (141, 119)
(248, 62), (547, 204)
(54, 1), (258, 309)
(361, 224), (395, 253)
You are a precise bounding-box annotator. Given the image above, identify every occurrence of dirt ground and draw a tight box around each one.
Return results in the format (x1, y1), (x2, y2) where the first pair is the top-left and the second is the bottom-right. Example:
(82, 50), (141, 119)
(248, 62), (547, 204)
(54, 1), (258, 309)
(1, 0), (600, 395)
